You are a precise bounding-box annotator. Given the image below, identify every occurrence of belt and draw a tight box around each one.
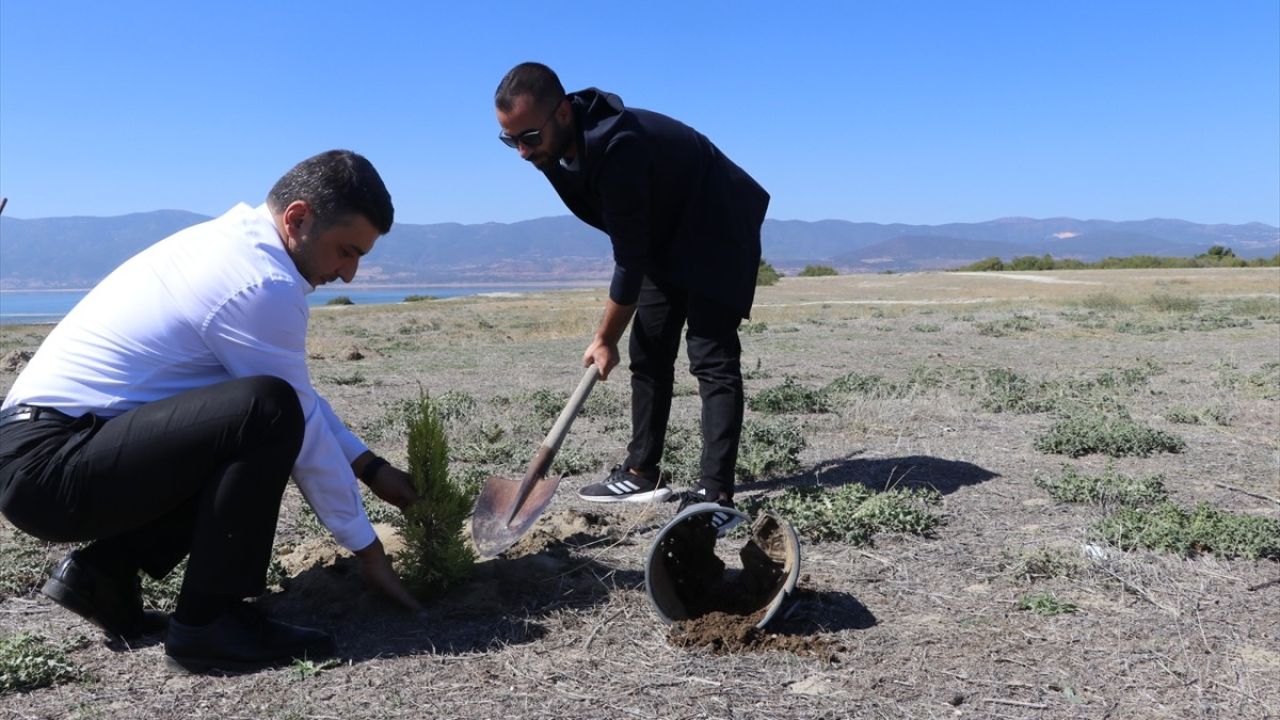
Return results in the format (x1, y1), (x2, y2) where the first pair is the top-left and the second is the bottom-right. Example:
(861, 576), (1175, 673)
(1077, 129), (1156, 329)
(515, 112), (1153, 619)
(0, 405), (72, 428)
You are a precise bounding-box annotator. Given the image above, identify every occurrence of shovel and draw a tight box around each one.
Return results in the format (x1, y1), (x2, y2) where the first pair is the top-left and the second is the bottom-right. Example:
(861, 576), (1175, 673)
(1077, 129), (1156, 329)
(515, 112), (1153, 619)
(471, 364), (599, 558)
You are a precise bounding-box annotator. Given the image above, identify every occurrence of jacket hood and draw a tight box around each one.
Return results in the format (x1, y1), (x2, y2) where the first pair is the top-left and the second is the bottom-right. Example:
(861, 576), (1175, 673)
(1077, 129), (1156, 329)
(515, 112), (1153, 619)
(569, 88), (625, 123)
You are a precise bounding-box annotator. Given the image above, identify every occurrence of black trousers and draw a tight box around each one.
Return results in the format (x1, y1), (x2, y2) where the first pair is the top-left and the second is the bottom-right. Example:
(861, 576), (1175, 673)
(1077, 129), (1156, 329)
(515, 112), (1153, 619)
(0, 375), (303, 600)
(625, 278), (744, 498)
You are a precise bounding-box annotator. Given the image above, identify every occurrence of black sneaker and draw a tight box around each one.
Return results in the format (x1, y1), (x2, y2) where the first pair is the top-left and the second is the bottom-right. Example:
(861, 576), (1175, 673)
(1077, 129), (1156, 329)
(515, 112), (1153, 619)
(578, 465), (673, 503)
(676, 487), (744, 537)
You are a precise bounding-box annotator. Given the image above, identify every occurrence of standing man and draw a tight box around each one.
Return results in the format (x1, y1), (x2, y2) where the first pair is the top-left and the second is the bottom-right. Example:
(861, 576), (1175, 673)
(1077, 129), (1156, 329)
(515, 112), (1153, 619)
(0, 150), (420, 673)
(494, 63), (769, 531)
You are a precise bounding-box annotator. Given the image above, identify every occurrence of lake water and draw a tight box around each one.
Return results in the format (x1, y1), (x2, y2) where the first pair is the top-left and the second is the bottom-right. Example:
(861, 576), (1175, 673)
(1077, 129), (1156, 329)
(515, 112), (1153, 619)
(0, 283), (603, 326)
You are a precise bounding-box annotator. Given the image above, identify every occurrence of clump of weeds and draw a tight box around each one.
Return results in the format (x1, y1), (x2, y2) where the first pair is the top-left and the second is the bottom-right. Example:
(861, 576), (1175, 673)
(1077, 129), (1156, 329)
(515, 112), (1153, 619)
(1035, 463), (1168, 506)
(740, 484), (942, 546)
(1016, 591), (1079, 616)
(748, 376), (831, 414)
(0, 633), (83, 694)
(1002, 547), (1085, 582)
(1092, 502), (1280, 560)
(1034, 408), (1185, 458)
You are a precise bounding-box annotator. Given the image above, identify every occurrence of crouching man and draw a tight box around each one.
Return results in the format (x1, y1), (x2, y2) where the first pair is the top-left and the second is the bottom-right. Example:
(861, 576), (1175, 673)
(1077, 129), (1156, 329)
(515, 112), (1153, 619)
(0, 150), (420, 673)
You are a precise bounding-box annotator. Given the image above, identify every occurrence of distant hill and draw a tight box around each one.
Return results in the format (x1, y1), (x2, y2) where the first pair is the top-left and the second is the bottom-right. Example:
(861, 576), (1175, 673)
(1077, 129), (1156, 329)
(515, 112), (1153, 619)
(0, 211), (1275, 288)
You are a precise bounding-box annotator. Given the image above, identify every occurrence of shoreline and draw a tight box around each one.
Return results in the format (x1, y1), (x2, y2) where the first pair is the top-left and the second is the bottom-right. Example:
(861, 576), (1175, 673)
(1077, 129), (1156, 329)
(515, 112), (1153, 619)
(0, 280), (611, 293)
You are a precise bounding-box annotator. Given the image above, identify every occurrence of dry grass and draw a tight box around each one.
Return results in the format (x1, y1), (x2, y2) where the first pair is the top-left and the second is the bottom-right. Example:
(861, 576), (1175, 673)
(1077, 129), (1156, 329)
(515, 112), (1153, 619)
(1, 267), (1278, 719)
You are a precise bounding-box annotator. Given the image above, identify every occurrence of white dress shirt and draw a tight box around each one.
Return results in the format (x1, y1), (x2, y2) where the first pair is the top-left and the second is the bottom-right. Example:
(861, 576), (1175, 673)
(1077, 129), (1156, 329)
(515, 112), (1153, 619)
(3, 203), (376, 551)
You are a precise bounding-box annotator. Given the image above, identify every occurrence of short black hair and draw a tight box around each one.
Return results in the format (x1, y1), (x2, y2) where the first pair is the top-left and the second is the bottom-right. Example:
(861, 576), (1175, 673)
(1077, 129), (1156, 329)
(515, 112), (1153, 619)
(267, 150), (394, 234)
(495, 62), (566, 114)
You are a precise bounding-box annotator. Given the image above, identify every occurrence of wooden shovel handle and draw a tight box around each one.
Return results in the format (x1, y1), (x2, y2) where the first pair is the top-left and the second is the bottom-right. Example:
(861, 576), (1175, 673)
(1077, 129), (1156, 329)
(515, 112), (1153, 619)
(542, 364), (599, 455)
(505, 365), (599, 524)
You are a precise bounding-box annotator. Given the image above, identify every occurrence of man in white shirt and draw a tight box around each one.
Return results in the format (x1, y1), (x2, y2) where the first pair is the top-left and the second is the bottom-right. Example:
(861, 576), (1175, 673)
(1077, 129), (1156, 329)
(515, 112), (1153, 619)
(0, 150), (419, 673)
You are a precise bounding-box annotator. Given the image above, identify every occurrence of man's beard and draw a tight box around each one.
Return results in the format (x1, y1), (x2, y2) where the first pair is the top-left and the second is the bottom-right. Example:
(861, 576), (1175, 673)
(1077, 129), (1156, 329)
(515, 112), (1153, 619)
(531, 120), (574, 170)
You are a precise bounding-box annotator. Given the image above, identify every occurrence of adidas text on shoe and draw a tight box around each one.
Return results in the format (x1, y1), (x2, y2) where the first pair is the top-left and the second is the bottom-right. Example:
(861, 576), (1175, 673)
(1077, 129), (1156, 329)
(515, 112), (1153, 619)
(676, 488), (745, 537)
(578, 466), (673, 503)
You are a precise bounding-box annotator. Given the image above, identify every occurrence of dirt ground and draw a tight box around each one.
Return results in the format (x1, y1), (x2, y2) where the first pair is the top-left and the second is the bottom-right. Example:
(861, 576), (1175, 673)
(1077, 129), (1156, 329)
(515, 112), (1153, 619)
(2, 268), (1278, 719)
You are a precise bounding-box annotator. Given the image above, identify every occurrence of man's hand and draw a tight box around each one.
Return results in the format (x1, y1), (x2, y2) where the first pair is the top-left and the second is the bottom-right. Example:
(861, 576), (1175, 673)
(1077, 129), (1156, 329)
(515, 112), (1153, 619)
(585, 298), (636, 381)
(366, 464), (418, 510)
(583, 338), (620, 380)
(354, 537), (423, 612)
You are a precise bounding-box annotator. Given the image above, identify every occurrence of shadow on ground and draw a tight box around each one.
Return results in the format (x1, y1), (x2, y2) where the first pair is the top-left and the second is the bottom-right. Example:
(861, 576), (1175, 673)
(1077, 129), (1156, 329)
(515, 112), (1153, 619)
(258, 543), (643, 663)
(771, 588), (878, 635)
(749, 454), (999, 496)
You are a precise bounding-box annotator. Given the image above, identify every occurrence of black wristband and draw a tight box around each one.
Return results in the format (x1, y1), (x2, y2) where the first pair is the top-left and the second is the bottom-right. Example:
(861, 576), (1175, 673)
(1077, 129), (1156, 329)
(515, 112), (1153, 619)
(359, 456), (389, 485)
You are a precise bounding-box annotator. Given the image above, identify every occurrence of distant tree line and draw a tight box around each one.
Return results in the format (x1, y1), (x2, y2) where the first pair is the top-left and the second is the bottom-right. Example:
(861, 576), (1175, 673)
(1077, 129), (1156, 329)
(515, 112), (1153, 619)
(757, 260), (843, 286)
(952, 246), (1279, 272)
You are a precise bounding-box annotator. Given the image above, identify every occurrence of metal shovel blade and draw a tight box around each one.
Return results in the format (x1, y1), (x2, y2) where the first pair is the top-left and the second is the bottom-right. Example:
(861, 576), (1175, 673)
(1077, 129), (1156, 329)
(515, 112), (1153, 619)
(470, 365), (598, 558)
(471, 462), (561, 558)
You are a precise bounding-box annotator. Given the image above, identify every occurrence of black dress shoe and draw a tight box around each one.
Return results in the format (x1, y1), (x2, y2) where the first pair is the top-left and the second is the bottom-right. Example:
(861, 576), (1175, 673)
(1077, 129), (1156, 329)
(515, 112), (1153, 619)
(164, 602), (335, 674)
(41, 551), (168, 639)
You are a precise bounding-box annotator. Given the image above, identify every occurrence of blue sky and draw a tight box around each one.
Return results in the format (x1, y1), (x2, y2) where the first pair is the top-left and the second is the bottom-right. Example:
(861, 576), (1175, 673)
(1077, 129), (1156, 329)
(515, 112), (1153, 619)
(1, 1), (1277, 226)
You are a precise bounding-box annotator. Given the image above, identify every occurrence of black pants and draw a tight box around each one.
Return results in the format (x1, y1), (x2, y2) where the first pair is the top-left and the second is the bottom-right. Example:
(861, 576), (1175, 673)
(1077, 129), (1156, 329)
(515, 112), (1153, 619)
(625, 278), (744, 498)
(0, 375), (302, 600)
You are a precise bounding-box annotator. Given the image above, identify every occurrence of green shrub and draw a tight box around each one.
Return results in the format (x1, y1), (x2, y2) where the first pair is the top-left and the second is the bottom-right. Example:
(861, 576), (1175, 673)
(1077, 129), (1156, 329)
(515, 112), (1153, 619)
(798, 264), (838, 277)
(323, 371), (366, 386)
(435, 390), (478, 423)
(911, 323), (942, 333)
(740, 484), (942, 545)
(525, 388), (569, 424)
(1224, 297), (1280, 320)
(1079, 293), (1131, 312)
(1004, 548), (1083, 582)
(740, 321), (769, 335)
(825, 371), (894, 397)
(0, 634), (81, 694)
(291, 657), (342, 681)
(325, 296), (354, 306)
(1093, 502), (1280, 560)
(403, 294), (436, 302)
(1179, 313), (1251, 332)
(397, 394), (476, 599)
(756, 259), (780, 286)
(454, 424), (525, 473)
(957, 256), (1005, 272)
(748, 376), (831, 414)
(1163, 406), (1199, 424)
(1245, 362), (1280, 399)
(1146, 293), (1201, 313)
(659, 424), (703, 483)
(1164, 404), (1232, 426)
(549, 443), (600, 477)
(580, 385), (625, 419)
(1034, 409), (1186, 458)
(1035, 464), (1167, 506)
(1114, 319), (1165, 335)
(1007, 254), (1057, 271)
(736, 419), (807, 480)
(978, 368), (1057, 414)
(975, 314), (1042, 337)
(662, 418), (807, 483)
(1016, 592), (1078, 616)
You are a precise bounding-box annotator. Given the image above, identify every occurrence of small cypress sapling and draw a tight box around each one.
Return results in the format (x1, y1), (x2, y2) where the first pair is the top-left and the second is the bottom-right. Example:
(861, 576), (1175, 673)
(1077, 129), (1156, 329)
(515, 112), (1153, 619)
(396, 393), (477, 599)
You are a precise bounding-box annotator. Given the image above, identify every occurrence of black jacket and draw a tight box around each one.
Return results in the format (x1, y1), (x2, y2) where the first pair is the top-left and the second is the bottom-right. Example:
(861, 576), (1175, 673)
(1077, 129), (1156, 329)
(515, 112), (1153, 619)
(542, 89), (769, 319)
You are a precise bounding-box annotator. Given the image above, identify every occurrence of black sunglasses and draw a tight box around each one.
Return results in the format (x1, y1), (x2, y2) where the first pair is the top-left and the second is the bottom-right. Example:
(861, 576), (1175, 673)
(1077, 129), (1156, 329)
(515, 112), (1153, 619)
(499, 104), (560, 149)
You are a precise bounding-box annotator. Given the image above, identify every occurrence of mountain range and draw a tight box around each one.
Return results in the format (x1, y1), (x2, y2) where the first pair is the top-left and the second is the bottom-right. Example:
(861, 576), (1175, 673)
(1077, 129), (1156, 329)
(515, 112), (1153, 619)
(0, 211), (1275, 289)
